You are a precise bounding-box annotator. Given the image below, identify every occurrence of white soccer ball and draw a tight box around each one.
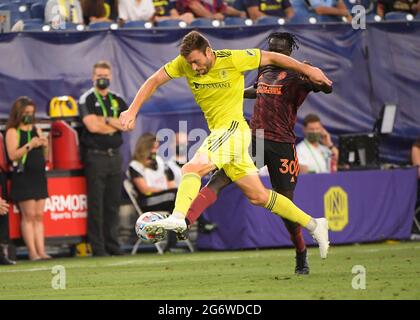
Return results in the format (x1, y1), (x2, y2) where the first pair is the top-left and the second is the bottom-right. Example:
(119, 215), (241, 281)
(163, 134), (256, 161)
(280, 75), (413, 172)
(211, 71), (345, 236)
(135, 212), (166, 243)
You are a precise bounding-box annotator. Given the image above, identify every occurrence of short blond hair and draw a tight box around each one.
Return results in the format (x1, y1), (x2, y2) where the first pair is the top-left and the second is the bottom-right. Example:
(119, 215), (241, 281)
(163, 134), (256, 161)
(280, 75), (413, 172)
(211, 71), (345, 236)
(93, 60), (111, 72)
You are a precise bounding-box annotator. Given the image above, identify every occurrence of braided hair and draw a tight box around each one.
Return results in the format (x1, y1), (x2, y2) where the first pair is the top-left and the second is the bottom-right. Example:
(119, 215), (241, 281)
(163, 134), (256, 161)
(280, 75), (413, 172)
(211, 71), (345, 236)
(267, 32), (300, 56)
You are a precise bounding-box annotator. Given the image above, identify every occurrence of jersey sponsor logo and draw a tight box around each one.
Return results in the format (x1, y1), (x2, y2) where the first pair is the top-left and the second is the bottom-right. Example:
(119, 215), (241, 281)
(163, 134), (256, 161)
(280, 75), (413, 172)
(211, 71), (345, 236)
(260, 3), (282, 11)
(193, 81), (232, 89)
(324, 187), (349, 231)
(219, 69), (228, 80)
(256, 82), (283, 95)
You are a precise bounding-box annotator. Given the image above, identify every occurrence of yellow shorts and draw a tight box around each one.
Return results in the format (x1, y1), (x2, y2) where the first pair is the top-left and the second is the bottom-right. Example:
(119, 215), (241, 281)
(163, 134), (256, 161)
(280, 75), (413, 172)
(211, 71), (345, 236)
(197, 120), (258, 182)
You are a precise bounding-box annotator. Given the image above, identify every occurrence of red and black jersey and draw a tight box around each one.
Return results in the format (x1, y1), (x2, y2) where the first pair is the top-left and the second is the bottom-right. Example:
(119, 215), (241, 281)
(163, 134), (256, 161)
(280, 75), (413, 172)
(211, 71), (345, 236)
(250, 65), (314, 143)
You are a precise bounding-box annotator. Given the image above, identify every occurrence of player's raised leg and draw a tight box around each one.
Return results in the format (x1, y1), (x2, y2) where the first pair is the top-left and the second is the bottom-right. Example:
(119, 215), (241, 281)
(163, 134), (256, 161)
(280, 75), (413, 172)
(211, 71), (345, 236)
(185, 169), (232, 226)
(234, 174), (330, 259)
(145, 152), (217, 236)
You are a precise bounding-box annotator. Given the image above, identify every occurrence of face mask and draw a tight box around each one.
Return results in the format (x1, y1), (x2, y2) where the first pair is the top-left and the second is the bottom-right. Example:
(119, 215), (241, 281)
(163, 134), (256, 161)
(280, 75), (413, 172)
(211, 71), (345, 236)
(22, 115), (34, 125)
(306, 132), (322, 143)
(95, 78), (110, 90)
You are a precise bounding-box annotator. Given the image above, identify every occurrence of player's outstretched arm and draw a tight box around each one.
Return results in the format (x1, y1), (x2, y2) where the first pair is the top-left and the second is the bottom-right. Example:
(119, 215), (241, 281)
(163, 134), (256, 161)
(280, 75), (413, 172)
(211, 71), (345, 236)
(120, 67), (172, 130)
(244, 85), (257, 99)
(260, 50), (333, 88)
(302, 61), (333, 94)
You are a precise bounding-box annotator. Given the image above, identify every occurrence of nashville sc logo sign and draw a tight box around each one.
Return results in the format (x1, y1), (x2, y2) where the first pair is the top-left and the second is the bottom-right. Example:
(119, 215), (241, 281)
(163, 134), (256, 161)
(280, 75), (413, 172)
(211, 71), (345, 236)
(323, 186), (349, 231)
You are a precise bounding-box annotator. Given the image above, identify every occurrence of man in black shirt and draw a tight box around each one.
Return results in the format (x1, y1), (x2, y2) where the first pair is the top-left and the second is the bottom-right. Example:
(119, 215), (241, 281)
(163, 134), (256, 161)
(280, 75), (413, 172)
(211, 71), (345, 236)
(79, 61), (128, 257)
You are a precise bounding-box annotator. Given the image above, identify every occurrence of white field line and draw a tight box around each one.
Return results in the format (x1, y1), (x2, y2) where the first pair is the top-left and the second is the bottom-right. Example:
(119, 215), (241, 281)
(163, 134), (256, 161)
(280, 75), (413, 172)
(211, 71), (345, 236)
(0, 245), (418, 274)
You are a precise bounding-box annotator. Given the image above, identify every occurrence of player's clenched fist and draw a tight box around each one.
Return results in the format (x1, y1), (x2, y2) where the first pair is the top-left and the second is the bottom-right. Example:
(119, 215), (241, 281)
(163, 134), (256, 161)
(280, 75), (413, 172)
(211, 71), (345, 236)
(120, 110), (136, 131)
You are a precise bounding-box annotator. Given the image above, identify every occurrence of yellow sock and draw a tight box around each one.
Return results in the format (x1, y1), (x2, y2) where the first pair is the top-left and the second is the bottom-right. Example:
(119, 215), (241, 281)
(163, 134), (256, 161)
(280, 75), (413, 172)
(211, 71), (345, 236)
(264, 190), (312, 227)
(173, 173), (202, 216)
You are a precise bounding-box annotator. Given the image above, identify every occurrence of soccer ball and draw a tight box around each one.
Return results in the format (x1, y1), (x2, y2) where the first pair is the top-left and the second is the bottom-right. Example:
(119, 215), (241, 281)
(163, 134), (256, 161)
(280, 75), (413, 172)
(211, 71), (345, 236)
(135, 212), (167, 243)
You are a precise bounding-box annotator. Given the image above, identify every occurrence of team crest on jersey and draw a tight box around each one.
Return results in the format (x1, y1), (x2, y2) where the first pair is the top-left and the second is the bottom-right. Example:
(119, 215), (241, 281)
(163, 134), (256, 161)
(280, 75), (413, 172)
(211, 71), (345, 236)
(246, 49), (256, 56)
(219, 69), (228, 80)
(277, 71), (287, 80)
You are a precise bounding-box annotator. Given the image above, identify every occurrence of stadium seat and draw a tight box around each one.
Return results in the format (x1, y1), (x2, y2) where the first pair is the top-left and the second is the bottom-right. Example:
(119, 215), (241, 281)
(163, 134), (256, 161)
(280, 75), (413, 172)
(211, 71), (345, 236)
(385, 11), (413, 21)
(13, 0), (37, 4)
(287, 14), (311, 24)
(366, 13), (382, 22)
(190, 18), (220, 27)
(156, 19), (186, 28)
(123, 179), (195, 255)
(30, 2), (44, 20)
(21, 17), (42, 25)
(0, 2), (30, 23)
(22, 20), (43, 30)
(255, 15), (281, 25)
(88, 21), (113, 30)
(223, 17), (251, 26)
(0, 133), (9, 173)
(63, 22), (84, 30)
(316, 15), (344, 22)
(123, 20), (152, 29)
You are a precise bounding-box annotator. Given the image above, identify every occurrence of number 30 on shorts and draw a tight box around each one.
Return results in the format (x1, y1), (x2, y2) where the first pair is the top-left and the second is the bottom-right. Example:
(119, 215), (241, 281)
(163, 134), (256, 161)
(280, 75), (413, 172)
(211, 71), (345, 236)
(279, 159), (299, 176)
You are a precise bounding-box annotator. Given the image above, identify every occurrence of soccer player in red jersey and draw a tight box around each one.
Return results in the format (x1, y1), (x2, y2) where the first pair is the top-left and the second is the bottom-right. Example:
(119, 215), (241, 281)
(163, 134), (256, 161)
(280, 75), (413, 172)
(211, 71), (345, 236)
(184, 32), (332, 274)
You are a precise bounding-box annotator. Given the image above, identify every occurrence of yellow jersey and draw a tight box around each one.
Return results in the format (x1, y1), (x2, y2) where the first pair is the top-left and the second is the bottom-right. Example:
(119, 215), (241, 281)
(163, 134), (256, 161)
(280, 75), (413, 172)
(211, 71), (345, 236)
(164, 49), (261, 130)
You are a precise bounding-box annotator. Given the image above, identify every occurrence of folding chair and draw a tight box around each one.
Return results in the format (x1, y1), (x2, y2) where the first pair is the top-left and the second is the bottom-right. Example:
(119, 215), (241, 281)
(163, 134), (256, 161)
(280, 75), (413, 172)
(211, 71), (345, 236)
(413, 201), (420, 235)
(123, 179), (194, 254)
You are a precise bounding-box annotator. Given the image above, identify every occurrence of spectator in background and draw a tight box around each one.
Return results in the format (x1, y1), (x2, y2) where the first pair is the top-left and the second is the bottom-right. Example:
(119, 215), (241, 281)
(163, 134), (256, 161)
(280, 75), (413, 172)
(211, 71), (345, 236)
(177, 0), (246, 21)
(377, 0), (420, 17)
(166, 132), (217, 233)
(105, 0), (120, 21)
(153, 0), (195, 24)
(81, 0), (113, 25)
(244, 0), (294, 21)
(0, 197), (13, 265)
(119, 0), (155, 23)
(5, 97), (50, 261)
(79, 61), (128, 257)
(45, 0), (84, 26)
(127, 133), (178, 251)
(306, 0), (352, 22)
(296, 114), (338, 174)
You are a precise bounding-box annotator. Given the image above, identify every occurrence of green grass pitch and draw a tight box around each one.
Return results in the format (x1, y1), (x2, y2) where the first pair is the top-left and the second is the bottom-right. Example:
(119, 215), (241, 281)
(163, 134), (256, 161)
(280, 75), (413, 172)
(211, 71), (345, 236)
(0, 242), (419, 300)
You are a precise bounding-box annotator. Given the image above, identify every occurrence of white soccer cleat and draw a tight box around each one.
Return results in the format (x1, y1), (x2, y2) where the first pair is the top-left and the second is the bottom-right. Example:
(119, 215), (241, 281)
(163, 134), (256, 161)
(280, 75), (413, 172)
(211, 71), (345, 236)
(144, 215), (187, 237)
(310, 218), (330, 259)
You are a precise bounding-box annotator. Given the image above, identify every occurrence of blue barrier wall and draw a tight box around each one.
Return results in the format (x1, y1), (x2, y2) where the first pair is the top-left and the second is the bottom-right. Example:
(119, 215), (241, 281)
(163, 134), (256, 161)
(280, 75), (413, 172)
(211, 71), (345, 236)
(0, 23), (419, 163)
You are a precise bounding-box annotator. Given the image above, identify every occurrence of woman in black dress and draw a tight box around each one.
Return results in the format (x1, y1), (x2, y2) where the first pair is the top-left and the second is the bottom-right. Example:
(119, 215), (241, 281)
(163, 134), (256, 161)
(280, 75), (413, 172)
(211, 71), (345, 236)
(5, 97), (50, 261)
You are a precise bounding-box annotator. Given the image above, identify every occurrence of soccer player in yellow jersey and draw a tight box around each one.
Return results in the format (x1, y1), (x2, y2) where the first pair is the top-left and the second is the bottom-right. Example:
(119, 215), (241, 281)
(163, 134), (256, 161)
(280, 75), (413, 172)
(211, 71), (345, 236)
(120, 31), (333, 258)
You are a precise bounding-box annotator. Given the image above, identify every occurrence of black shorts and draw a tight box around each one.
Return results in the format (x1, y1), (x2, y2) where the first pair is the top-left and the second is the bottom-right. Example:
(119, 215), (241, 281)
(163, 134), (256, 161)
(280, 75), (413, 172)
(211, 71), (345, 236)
(251, 135), (299, 191)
